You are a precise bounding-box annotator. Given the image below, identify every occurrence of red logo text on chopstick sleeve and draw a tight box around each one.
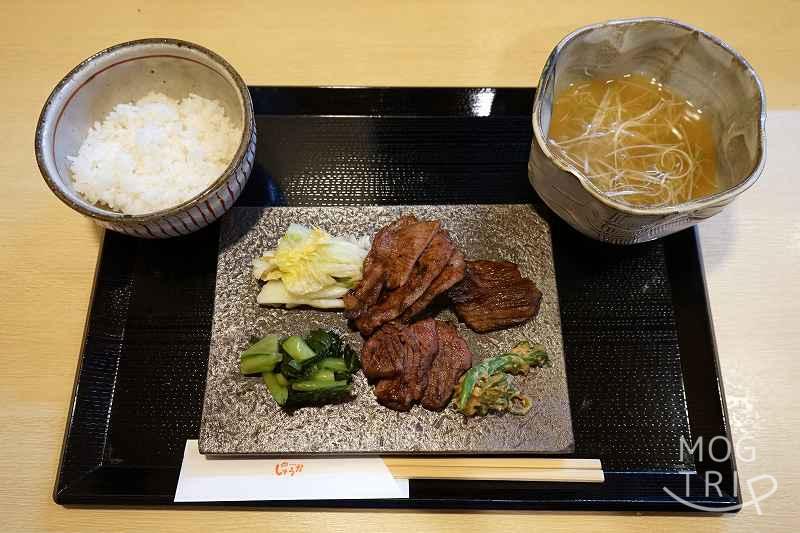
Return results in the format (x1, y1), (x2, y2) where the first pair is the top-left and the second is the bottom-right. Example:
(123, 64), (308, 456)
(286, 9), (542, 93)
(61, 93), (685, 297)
(274, 461), (305, 477)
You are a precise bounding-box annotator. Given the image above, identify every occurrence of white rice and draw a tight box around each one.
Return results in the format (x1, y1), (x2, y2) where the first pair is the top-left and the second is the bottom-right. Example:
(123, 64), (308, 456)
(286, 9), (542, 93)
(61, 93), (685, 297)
(68, 92), (241, 215)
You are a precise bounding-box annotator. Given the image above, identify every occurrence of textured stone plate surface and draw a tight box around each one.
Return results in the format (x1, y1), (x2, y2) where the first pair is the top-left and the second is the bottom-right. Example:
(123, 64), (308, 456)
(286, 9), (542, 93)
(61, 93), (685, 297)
(199, 205), (573, 455)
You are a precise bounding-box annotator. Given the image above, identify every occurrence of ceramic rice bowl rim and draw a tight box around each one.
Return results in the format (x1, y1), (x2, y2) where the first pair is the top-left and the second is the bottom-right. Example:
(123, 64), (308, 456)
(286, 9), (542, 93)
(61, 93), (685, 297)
(531, 17), (767, 217)
(34, 37), (254, 223)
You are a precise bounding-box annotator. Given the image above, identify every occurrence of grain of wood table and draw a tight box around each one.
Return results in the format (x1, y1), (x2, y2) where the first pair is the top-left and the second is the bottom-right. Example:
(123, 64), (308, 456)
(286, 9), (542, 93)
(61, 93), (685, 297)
(1, 1), (798, 531)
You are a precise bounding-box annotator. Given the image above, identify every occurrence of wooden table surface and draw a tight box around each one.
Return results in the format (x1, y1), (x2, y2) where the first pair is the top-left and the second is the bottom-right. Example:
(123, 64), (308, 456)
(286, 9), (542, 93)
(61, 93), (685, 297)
(1, 1), (798, 531)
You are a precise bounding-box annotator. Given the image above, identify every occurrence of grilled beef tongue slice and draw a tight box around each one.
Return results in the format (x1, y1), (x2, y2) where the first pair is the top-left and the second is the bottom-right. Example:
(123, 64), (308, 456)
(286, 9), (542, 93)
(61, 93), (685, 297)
(354, 229), (455, 335)
(449, 260), (542, 333)
(384, 220), (440, 290)
(344, 215), (417, 319)
(420, 321), (474, 411)
(399, 249), (465, 323)
(361, 322), (406, 380)
(373, 319), (439, 411)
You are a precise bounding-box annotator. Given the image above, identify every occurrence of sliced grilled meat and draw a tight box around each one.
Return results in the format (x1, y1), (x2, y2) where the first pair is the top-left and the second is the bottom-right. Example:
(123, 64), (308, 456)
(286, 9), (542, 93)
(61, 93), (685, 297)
(449, 260), (542, 333)
(373, 319), (439, 411)
(402, 318), (440, 400)
(421, 321), (474, 411)
(361, 322), (406, 380)
(354, 229), (455, 335)
(344, 215), (417, 319)
(384, 220), (440, 290)
(373, 379), (414, 412)
(399, 250), (465, 322)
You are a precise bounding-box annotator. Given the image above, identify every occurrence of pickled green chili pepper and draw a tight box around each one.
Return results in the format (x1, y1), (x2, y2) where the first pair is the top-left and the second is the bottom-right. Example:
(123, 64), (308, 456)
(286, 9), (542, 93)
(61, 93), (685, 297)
(454, 341), (549, 416)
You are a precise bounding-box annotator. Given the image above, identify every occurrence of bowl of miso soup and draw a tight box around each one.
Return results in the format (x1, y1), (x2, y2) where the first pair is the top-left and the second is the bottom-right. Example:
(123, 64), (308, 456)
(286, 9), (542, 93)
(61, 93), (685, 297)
(529, 17), (766, 244)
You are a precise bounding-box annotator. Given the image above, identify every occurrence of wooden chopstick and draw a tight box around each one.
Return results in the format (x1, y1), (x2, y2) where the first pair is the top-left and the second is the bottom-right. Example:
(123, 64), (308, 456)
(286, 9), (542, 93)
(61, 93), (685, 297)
(381, 458), (604, 483)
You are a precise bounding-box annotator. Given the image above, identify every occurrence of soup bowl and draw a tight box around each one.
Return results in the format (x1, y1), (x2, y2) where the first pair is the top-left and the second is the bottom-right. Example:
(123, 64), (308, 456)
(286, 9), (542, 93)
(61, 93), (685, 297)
(528, 18), (766, 244)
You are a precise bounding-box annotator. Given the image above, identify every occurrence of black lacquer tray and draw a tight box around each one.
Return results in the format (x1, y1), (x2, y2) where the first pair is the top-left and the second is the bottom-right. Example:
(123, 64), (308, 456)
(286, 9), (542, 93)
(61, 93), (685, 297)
(54, 87), (739, 511)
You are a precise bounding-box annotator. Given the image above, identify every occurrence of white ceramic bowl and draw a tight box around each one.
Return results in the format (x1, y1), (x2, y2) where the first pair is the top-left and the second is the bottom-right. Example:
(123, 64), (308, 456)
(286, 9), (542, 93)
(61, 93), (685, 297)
(529, 18), (766, 244)
(35, 38), (256, 238)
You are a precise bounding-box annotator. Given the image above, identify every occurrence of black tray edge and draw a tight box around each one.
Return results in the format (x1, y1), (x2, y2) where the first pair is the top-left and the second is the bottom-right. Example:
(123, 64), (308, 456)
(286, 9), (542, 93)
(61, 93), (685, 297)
(52, 234), (109, 504)
(665, 230), (741, 509)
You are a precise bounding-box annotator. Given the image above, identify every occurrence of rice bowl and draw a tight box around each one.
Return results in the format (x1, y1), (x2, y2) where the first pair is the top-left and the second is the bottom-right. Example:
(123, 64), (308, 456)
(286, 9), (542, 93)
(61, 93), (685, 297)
(35, 38), (256, 238)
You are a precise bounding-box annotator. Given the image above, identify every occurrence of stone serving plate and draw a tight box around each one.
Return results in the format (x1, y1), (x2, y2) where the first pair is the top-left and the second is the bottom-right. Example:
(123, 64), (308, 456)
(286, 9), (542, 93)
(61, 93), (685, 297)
(199, 205), (574, 456)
